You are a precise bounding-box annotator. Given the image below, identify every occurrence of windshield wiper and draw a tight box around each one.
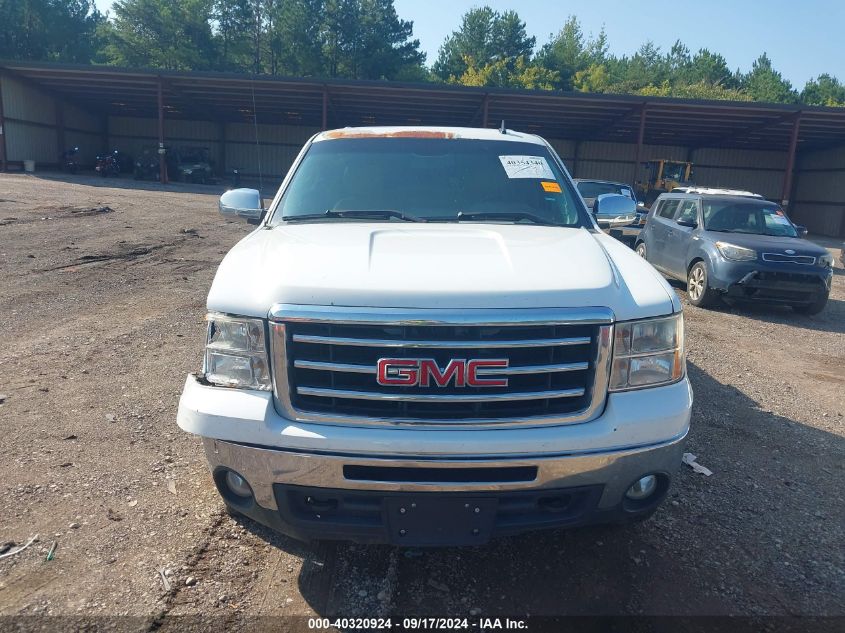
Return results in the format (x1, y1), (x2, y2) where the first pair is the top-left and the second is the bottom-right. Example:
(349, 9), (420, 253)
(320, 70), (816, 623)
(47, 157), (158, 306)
(454, 211), (559, 226)
(282, 209), (425, 223)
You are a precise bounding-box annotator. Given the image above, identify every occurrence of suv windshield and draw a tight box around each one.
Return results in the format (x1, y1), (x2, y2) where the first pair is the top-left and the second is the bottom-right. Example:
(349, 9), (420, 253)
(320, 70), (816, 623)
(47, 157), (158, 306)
(179, 148), (209, 163)
(271, 138), (589, 227)
(576, 181), (634, 200)
(703, 200), (798, 237)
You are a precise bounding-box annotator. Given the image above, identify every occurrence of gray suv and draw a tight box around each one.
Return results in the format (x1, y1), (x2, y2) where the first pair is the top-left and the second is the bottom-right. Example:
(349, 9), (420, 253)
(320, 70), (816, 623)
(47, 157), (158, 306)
(635, 192), (833, 313)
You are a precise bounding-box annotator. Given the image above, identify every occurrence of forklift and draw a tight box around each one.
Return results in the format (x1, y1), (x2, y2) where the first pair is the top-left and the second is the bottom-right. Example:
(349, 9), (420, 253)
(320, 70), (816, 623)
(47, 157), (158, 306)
(635, 159), (694, 206)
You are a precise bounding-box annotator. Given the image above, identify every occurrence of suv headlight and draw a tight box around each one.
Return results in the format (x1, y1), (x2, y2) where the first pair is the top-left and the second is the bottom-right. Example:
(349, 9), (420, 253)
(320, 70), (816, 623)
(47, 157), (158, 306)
(203, 313), (271, 390)
(818, 253), (833, 268)
(715, 241), (756, 261)
(609, 313), (684, 391)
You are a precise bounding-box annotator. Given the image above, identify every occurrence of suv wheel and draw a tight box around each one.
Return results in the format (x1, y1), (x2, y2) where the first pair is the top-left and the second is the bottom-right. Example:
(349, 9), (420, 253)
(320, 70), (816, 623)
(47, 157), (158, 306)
(687, 261), (717, 307)
(635, 242), (647, 258)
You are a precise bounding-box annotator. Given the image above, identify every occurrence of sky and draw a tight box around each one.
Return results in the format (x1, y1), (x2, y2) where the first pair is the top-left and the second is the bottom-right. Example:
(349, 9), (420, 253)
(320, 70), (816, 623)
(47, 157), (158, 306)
(93, 0), (845, 88)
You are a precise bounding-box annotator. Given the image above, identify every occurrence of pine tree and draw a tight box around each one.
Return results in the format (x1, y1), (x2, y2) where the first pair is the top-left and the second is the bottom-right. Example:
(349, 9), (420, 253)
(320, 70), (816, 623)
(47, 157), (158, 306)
(741, 53), (798, 103)
(0, 0), (104, 63)
(212, 0), (253, 71)
(433, 6), (533, 82)
(102, 0), (217, 70)
(536, 16), (607, 91)
(801, 74), (845, 106)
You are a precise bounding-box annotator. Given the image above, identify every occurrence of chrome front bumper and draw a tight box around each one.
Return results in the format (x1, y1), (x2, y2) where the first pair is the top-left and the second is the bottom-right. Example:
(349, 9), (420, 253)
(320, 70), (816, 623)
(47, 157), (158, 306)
(202, 432), (687, 512)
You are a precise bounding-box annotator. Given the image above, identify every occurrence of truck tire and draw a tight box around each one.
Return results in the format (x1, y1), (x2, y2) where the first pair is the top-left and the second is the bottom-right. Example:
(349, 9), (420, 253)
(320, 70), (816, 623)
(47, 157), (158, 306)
(635, 242), (647, 259)
(793, 294), (828, 315)
(686, 261), (718, 308)
(223, 503), (243, 518)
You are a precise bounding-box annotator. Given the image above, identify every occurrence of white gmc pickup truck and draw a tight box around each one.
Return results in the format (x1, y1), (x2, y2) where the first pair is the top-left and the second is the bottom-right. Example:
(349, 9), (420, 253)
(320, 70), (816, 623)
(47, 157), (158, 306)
(177, 126), (692, 546)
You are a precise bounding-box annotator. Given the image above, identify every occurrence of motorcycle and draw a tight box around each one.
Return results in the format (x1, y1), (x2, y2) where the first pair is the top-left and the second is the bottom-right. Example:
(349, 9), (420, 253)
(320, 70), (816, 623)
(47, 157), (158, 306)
(95, 150), (133, 177)
(95, 150), (121, 177)
(61, 146), (80, 174)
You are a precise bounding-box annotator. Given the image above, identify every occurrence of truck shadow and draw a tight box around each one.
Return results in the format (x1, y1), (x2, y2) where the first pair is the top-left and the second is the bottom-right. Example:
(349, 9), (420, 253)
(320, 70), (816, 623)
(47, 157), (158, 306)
(718, 297), (845, 335)
(665, 278), (845, 335)
(229, 361), (844, 617)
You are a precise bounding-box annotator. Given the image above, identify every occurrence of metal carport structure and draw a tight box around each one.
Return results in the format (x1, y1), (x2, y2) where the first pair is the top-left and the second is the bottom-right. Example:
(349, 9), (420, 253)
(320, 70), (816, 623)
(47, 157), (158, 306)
(2, 61), (845, 236)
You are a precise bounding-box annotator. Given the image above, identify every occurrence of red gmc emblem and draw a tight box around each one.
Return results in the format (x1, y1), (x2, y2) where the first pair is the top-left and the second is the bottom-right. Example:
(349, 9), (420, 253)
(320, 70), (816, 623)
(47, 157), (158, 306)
(376, 358), (509, 388)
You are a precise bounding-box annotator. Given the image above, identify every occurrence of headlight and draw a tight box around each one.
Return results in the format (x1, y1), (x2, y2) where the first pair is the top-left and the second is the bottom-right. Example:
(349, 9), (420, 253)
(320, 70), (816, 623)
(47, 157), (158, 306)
(818, 253), (833, 268)
(609, 314), (685, 391)
(715, 241), (756, 261)
(203, 314), (271, 390)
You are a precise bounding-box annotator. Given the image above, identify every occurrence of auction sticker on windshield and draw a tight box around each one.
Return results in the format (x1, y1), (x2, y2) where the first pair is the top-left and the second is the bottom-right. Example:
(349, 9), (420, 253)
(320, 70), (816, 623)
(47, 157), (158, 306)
(499, 155), (555, 179)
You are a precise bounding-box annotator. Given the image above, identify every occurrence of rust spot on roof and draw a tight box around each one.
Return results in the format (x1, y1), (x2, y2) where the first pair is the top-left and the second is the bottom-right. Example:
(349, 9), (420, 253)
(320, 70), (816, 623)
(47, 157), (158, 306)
(323, 129), (456, 140)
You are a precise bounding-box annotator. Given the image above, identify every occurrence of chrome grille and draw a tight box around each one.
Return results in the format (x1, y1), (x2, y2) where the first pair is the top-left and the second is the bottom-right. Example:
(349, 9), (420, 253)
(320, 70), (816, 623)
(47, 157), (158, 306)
(761, 253), (816, 265)
(270, 306), (613, 428)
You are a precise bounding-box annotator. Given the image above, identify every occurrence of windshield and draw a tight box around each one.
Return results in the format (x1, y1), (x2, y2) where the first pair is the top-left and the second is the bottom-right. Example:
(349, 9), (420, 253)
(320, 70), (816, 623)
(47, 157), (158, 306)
(179, 149), (208, 163)
(662, 162), (687, 181)
(271, 138), (589, 227)
(703, 200), (798, 237)
(575, 181), (634, 201)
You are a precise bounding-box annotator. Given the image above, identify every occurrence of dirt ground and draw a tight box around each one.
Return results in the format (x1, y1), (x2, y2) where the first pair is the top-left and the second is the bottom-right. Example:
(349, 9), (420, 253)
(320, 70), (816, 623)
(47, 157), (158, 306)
(0, 173), (843, 629)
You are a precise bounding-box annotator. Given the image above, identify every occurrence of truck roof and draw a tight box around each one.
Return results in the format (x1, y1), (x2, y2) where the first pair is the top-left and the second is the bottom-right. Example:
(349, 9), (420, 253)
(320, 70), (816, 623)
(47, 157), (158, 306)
(314, 126), (545, 144)
(672, 187), (762, 198)
(660, 192), (777, 205)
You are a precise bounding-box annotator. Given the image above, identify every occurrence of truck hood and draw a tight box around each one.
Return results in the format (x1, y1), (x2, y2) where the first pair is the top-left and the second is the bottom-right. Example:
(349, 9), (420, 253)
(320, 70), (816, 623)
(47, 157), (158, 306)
(207, 223), (678, 321)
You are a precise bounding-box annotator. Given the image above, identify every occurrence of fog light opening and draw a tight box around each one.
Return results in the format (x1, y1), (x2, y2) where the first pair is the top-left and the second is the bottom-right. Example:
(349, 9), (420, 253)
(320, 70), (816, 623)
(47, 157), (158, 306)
(224, 470), (253, 498)
(625, 474), (658, 501)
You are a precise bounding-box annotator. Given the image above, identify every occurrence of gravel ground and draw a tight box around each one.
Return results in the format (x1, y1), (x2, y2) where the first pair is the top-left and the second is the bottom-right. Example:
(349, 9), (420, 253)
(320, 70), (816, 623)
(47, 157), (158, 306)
(0, 173), (842, 628)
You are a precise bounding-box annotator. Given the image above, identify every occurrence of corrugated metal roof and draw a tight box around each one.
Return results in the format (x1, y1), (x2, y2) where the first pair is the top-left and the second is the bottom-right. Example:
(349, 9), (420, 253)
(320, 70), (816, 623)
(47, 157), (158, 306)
(2, 60), (845, 151)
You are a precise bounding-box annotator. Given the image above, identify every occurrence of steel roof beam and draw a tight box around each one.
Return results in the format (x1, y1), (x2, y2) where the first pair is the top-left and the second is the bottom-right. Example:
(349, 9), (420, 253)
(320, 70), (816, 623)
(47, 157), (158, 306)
(691, 111), (801, 150)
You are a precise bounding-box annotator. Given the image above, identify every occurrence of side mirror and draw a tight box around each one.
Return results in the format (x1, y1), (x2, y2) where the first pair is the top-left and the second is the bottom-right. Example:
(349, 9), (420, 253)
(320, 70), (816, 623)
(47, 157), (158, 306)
(594, 193), (637, 217)
(794, 224), (808, 238)
(676, 218), (698, 228)
(219, 188), (263, 223)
